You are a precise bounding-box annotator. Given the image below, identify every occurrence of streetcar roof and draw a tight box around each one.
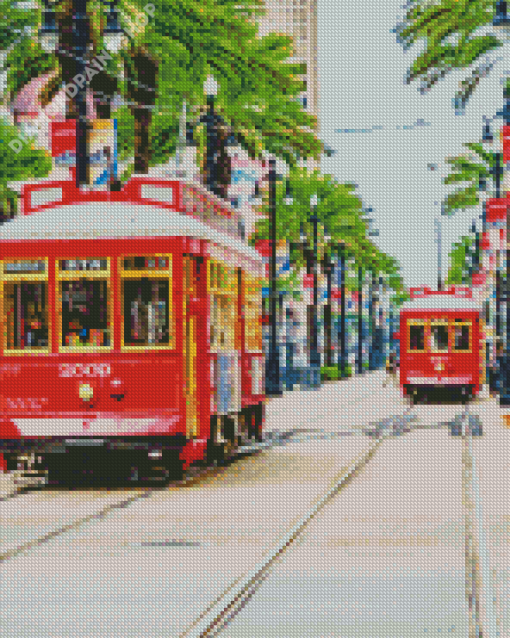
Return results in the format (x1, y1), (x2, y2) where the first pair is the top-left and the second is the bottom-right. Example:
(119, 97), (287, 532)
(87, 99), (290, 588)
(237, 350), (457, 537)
(400, 296), (480, 312)
(0, 202), (263, 263)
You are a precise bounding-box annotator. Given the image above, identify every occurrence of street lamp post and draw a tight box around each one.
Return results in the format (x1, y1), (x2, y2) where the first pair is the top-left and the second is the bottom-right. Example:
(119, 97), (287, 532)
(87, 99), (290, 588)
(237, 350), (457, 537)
(357, 264), (364, 375)
(284, 179), (294, 390)
(368, 269), (377, 371)
(309, 195), (321, 388)
(39, 0), (123, 189)
(265, 157), (282, 396)
(493, 3), (510, 405)
(338, 241), (347, 378)
(322, 230), (334, 369)
(203, 75), (222, 198)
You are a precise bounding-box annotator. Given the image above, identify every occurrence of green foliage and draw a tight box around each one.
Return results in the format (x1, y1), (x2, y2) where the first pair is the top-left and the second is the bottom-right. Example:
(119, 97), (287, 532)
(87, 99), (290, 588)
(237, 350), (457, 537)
(0, 118), (52, 213)
(446, 235), (474, 284)
(117, 0), (322, 167)
(391, 290), (410, 307)
(442, 141), (496, 215)
(320, 365), (352, 381)
(395, 0), (502, 112)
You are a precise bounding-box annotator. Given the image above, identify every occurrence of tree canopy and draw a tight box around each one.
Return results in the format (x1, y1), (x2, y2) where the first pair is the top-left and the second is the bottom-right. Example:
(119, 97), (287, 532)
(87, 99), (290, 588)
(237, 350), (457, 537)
(442, 141), (495, 215)
(394, 0), (503, 113)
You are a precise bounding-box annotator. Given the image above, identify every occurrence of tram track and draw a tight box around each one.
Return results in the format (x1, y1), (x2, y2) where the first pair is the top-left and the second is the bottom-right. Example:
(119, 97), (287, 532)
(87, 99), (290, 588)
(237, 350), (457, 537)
(0, 381), (417, 565)
(1, 391), (502, 637)
(181, 400), (501, 638)
(0, 426), (373, 563)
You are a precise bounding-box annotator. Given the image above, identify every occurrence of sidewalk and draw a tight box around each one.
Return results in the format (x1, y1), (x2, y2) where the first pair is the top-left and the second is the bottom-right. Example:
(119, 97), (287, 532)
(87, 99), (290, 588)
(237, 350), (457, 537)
(264, 369), (406, 435)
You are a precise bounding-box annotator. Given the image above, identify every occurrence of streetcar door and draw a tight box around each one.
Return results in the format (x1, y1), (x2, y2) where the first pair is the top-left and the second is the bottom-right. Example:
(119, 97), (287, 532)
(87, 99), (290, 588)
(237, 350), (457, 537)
(183, 256), (198, 438)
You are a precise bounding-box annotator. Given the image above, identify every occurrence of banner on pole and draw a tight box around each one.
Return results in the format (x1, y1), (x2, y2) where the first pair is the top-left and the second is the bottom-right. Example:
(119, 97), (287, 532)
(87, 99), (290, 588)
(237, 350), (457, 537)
(51, 120), (76, 165)
(88, 119), (117, 188)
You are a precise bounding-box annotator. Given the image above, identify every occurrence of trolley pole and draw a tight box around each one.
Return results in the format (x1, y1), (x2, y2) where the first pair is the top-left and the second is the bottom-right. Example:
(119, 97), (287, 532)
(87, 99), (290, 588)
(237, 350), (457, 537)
(435, 217), (442, 291)
(265, 158), (282, 396)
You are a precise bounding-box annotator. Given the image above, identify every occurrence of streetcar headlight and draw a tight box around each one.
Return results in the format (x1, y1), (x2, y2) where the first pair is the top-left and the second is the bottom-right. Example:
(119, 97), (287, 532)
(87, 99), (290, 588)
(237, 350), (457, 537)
(79, 383), (94, 402)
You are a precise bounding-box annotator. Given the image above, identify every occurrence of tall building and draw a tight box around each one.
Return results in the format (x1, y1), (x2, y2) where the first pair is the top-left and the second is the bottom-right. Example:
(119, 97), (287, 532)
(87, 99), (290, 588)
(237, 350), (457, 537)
(257, 0), (319, 122)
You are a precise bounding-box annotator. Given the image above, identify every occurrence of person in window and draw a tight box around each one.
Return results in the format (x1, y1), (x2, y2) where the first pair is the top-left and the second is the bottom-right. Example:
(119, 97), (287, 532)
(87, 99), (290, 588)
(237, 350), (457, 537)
(67, 316), (86, 345)
(26, 302), (46, 348)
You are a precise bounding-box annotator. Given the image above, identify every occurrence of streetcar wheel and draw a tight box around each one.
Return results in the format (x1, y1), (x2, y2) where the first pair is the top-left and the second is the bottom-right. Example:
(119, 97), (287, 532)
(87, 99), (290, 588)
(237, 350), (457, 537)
(162, 450), (184, 482)
(207, 416), (235, 466)
(46, 454), (81, 487)
(460, 385), (473, 403)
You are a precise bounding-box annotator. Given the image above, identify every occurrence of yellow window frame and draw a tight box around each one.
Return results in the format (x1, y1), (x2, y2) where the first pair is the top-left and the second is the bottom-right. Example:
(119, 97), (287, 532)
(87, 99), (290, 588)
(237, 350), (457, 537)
(0, 257), (50, 355)
(450, 320), (472, 353)
(119, 254), (174, 351)
(407, 318), (427, 353)
(243, 274), (263, 353)
(429, 319), (449, 354)
(57, 257), (113, 353)
(208, 259), (238, 353)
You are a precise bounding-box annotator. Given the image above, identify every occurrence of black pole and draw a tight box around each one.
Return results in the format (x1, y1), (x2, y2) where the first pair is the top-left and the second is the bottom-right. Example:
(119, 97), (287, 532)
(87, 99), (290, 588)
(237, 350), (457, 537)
(338, 243), (347, 377)
(74, 0), (89, 188)
(368, 270), (375, 370)
(324, 256), (333, 368)
(205, 95), (219, 197)
(436, 218), (442, 291)
(309, 212), (321, 385)
(500, 80), (510, 404)
(265, 158), (282, 396)
(357, 265), (363, 375)
(378, 275), (384, 368)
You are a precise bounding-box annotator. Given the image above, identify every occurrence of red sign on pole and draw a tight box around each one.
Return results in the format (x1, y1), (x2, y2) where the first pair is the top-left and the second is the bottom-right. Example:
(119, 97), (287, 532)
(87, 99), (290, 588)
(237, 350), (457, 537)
(51, 121), (76, 160)
(486, 198), (508, 223)
(303, 274), (314, 288)
(504, 125), (510, 163)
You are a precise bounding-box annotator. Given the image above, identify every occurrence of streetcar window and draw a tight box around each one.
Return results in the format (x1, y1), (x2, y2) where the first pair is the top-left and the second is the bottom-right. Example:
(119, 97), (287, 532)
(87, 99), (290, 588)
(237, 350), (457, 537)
(3, 283), (49, 350)
(4, 259), (45, 274)
(60, 259), (107, 272)
(430, 324), (449, 352)
(244, 277), (263, 352)
(122, 279), (170, 345)
(453, 325), (470, 351)
(409, 324), (425, 351)
(60, 280), (110, 347)
(123, 256), (169, 271)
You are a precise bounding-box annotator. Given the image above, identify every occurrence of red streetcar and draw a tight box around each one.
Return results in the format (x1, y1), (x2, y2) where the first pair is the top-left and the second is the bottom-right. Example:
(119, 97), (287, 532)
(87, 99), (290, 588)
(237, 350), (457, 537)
(398, 286), (482, 403)
(0, 177), (266, 484)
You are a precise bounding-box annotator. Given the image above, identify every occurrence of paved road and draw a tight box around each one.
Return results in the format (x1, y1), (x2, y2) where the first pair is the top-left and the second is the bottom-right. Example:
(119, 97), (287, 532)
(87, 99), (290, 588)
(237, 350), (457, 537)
(1, 372), (507, 637)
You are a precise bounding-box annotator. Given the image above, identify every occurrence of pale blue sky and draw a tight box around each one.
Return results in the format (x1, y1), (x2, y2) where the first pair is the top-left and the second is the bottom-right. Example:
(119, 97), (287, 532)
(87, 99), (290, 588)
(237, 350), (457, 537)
(318, 0), (508, 289)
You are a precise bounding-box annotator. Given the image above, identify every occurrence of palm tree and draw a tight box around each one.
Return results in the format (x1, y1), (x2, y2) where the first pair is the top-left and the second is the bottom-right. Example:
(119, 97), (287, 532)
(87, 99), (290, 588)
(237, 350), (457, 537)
(395, 0), (503, 113)
(442, 141), (496, 215)
(446, 234), (476, 284)
(0, 0), (323, 183)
